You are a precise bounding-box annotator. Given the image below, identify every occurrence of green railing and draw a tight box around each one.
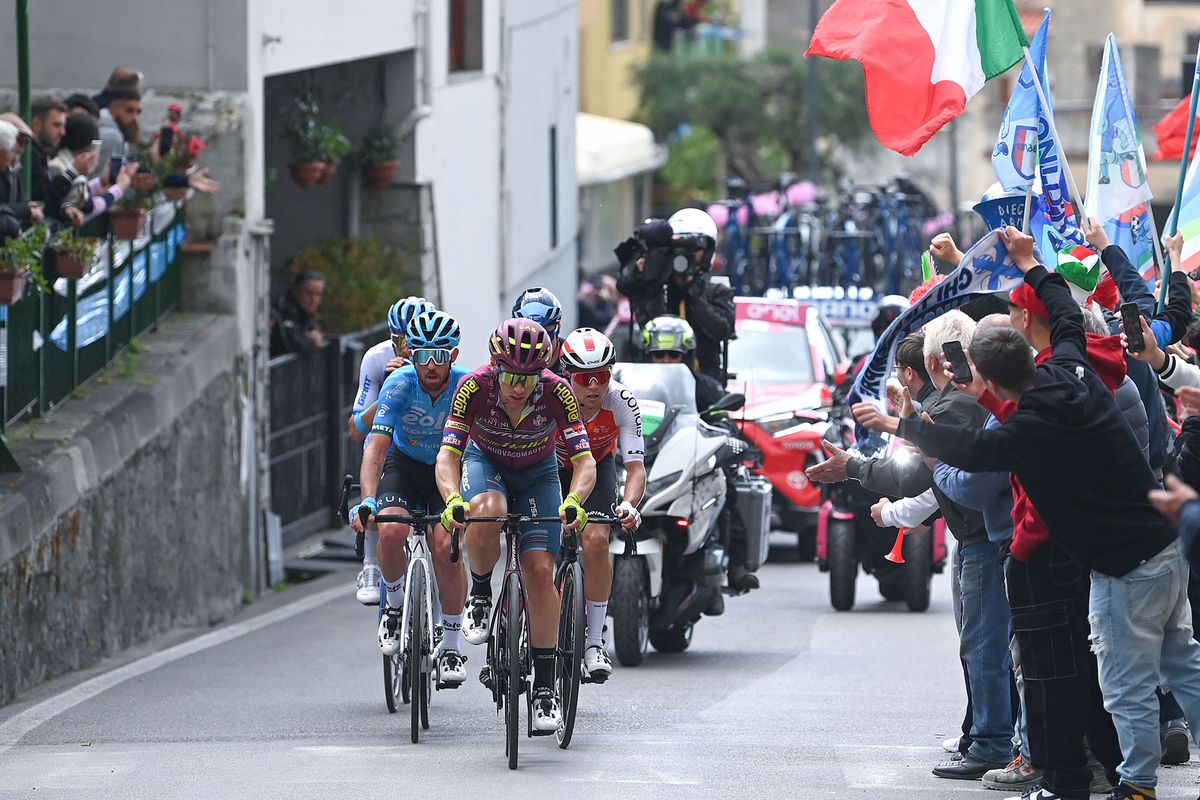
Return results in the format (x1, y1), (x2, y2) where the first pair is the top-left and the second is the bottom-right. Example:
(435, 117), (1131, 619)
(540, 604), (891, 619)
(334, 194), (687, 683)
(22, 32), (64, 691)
(0, 201), (187, 432)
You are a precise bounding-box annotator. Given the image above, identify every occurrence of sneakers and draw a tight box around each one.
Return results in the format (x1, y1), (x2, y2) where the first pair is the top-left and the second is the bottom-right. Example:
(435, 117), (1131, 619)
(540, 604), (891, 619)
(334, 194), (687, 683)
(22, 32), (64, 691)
(531, 687), (562, 732)
(437, 649), (466, 687)
(583, 645), (613, 683)
(356, 564), (382, 605)
(728, 565), (760, 592)
(943, 736), (964, 753)
(377, 606), (402, 656)
(983, 755), (1043, 791)
(1161, 718), (1191, 765)
(1106, 783), (1157, 800)
(1002, 790), (1067, 800)
(463, 595), (492, 645)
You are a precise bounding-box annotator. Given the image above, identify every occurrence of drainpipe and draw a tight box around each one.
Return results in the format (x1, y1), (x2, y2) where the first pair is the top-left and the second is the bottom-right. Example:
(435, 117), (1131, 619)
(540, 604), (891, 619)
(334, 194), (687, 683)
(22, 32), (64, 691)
(399, 0), (434, 139)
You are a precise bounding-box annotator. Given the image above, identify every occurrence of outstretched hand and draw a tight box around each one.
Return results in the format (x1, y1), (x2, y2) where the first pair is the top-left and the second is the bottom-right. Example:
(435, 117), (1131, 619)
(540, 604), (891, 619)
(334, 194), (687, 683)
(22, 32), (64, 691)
(851, 402), (900, 435)
(805, 440), (853, 484)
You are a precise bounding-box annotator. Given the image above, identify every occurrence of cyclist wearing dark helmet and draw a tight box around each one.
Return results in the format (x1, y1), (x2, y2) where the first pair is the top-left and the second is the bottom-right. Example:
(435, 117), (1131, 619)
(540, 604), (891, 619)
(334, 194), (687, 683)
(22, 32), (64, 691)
(436, 317), (596, 732)
(512, 286), (565, 370)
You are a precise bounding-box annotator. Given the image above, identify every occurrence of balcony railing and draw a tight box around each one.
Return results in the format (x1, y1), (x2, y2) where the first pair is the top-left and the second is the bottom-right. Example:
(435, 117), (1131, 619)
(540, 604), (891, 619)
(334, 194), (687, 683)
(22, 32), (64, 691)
(0, 201), (187, 432)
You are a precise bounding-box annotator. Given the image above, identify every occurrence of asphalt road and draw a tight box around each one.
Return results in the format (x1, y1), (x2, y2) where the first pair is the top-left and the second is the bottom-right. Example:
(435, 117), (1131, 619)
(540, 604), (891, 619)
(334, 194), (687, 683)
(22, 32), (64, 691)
(1, 536), (1197, 799)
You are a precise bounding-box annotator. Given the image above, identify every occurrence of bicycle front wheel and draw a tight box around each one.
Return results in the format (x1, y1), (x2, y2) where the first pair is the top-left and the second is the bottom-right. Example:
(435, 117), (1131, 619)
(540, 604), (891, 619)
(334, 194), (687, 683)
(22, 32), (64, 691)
(505, 573), (523, 770)
(555, 561), (586, 748)
(408, 561), (427, 743)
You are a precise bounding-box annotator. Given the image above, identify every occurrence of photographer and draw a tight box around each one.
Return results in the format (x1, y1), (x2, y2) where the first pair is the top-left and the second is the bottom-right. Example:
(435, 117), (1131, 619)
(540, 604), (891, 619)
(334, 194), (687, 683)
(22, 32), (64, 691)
(615, 208), (735, 382)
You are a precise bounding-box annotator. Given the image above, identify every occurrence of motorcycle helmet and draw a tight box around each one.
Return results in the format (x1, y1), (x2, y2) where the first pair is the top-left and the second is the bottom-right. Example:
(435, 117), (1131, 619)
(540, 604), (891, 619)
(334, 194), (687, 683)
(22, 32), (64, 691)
(511, 287), (563, 340)
(561, 328), (616, 371)
(667, 208), (718, 271)
(642, 315), (696, 356)
(388, 296), (435, 336)
(406, 309), (461, 349)
(489, 318), (553, 373)
(871, 295), (909, 340)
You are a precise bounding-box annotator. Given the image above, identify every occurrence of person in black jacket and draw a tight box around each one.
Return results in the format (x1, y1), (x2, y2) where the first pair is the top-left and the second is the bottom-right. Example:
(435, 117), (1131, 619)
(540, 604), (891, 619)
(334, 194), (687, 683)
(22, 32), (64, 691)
(854, 225), (1200, 800)
(269, 269), (327, 357)
(616, 208), (735, 381)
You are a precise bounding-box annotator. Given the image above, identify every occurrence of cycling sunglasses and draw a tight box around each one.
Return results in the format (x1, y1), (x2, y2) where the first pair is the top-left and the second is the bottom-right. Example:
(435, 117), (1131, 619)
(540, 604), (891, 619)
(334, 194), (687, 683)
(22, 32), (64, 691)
(390, 333), (407, 352)
(569, 367), (611, 387)
(412, 348), (452, 365)
(497, 368), (539, 388)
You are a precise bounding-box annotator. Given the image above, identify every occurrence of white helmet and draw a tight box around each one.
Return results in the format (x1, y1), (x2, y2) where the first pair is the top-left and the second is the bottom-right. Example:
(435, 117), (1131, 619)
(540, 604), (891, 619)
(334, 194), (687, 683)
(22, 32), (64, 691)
(667, 207), (718, 244)
(561, 327), (616, 370)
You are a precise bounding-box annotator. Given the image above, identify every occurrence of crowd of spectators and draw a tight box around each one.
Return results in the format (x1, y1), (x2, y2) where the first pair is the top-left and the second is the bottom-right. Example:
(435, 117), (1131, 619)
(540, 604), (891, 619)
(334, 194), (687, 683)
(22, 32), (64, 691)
(0, 65), (220, 247)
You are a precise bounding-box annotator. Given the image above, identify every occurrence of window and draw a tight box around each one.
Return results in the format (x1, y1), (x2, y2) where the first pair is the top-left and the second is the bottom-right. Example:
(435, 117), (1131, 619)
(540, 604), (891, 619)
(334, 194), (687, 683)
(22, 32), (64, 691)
(549, 125), (558, 248)
(611, 0), (630, 44)
(449, 0), (483, 72)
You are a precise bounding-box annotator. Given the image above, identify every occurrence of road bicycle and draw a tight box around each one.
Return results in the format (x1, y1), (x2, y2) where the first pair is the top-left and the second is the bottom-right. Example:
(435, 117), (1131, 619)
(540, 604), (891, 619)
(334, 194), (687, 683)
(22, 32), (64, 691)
(338, 475), (461, 744)
(456, 505), (583, 769)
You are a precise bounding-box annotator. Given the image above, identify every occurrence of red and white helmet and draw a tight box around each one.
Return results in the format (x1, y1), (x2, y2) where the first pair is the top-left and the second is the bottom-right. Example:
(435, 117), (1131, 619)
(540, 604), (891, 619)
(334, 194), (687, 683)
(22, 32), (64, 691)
(561, 328), (616, 371)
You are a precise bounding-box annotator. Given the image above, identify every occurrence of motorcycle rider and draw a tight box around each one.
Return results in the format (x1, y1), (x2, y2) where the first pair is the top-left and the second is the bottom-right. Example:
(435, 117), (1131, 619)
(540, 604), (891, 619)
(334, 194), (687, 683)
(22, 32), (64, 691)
(617, 208), (735, 381)
(642, 315), (758, 597)
(557, 327), (647, 682)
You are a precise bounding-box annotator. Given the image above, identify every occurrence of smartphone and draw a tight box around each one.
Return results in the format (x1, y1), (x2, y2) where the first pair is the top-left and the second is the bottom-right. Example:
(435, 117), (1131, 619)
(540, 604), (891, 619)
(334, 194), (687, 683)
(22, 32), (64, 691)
(1121, 302), (1146, 353)
(942, 340), (974, 385)
(109, 155), (123, 183)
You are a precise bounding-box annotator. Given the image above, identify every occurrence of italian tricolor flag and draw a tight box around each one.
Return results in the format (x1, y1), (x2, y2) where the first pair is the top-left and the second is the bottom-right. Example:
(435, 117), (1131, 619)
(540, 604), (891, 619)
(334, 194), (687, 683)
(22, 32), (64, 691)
(807, 0), (1028, 156)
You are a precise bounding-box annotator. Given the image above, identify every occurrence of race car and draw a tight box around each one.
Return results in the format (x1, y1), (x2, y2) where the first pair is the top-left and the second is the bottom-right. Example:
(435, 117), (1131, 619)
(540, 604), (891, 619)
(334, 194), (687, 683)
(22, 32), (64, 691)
(727, 297), (854, 558)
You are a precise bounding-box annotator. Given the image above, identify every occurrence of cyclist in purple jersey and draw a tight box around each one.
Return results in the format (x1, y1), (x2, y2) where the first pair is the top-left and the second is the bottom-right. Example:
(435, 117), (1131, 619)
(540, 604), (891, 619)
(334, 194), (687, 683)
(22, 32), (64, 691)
(436, 318), (596, 732)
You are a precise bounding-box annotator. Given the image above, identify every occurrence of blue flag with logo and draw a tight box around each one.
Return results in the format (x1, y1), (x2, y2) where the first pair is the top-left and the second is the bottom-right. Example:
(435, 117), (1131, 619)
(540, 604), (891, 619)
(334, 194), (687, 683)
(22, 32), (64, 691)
(992, 11), (1049, 191)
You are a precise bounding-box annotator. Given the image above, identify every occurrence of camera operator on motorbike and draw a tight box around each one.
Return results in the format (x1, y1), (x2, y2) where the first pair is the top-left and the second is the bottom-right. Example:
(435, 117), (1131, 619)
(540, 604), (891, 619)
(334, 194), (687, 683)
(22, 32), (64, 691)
(436, 318), (596, 732)
(615, 208), (735, 382)
(557, 327), (646, 682)
(642, 315), (758, 598)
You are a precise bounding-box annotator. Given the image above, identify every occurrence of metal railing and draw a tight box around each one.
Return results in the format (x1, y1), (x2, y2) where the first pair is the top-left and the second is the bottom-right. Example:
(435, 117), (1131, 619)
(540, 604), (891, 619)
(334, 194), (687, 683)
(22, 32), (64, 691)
(267, 323), (385, 545)
(0, 201), (187, 432)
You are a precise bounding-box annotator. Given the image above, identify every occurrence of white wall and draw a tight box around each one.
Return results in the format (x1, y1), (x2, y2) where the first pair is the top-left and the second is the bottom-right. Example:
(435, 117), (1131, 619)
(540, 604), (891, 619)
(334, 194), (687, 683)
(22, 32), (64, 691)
(415, 0), (578, 366)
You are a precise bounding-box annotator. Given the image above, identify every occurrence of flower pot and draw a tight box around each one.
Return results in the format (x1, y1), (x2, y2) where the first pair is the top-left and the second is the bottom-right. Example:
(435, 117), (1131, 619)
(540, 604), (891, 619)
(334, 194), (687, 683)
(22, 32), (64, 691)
(363, 160), (398, 189)
(0, 268), (25, 305)
(53, 250), (89, 280)
(110, 208), (148, 240)
(290, 161), (325, 188)
(317, 160), (339, 183)
(164, 187), (188, 202)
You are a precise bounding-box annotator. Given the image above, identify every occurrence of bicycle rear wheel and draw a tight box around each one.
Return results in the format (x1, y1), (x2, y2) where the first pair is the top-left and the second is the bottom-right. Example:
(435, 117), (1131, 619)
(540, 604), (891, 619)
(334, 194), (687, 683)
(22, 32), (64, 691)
(408, 562), (427, 743)
(505, 573), (523, 770)
(555, 561), (586, 748)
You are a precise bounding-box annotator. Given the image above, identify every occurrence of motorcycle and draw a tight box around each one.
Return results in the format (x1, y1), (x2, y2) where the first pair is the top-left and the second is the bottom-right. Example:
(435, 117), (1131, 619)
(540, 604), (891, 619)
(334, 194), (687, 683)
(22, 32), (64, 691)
(815, 399), (947, 612)
(606, 362), (772, 666)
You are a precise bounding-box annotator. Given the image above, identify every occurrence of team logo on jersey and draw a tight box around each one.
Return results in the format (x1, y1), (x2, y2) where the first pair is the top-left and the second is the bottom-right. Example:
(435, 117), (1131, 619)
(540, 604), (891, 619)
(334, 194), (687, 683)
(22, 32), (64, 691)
(378, 403), (389, 417)
(530, 415), (548, 428)
(553, 382), (580, 421)
(453, 377), (480, 418)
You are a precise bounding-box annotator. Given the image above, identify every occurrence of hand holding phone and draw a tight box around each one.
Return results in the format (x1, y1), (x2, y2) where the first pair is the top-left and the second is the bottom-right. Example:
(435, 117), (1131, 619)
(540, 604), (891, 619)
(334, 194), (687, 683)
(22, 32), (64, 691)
(942, 340), (974, 385)
(1120, 302), (1146, 353)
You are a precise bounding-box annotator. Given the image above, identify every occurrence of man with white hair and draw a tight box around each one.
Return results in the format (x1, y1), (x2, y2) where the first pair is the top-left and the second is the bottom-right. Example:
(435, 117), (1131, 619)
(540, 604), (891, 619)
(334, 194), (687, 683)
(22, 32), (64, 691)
(0, 119), (45, 231)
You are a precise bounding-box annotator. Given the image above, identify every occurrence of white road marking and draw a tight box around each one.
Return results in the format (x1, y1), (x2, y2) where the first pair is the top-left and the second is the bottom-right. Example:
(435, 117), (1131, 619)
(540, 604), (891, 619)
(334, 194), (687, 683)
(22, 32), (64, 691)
(0, 583), (346, 757)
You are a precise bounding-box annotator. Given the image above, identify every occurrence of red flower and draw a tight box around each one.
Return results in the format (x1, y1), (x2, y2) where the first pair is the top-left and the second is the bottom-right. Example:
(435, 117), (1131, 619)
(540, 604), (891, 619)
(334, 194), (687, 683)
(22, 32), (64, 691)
(186, 135), (207, 159)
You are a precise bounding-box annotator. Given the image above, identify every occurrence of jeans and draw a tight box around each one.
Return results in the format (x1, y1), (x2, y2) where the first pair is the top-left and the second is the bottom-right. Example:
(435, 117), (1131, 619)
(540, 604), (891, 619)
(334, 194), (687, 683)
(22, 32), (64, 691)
(1007, 542), (1122, 798)
(1090, 539), (1200, 788)
(959, 542), (1015, 763)
(949, 544), (974, 753)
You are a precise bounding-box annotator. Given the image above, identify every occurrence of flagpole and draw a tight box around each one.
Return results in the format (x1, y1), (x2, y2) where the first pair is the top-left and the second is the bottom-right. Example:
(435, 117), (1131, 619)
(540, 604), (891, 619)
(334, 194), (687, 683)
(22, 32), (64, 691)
(1158, 39), (1200, 312)
(1022, 46), (1086, 228)
(1021, 181), (1034, 233)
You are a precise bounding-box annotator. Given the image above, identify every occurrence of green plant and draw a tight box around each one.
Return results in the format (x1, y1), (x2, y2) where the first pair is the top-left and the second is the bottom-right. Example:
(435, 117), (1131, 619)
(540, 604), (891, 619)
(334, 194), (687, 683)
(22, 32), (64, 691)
(51, 229), (101, 262)
(289, 237), (421, 334)
(288, 97), (325, 163)
(320, 123), (352, 162)
(0, 225), (50, 290)
(118, 185), (155, 211)
(360, 130), (400, 163)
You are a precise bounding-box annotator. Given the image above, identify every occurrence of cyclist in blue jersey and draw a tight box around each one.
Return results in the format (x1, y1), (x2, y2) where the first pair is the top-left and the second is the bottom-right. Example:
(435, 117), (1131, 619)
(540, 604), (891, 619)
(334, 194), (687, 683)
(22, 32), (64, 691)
(346, 296), (435, 605)
(512, 287), (565, 372)
(351, 309), (471, 686)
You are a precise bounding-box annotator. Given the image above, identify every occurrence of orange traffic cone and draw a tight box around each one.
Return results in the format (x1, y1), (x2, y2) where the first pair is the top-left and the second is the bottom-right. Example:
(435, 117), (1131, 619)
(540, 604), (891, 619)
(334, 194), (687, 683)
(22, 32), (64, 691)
(884, 528), (907, 564)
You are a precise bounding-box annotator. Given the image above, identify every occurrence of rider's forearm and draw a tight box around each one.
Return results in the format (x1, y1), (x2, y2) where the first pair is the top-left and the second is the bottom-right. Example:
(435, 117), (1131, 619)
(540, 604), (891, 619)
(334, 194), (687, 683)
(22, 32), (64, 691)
(567, 453), (597, 501)
(359, 435), (388, 500)
(435, 447), (464, 500)
(623, 461), (647, 507)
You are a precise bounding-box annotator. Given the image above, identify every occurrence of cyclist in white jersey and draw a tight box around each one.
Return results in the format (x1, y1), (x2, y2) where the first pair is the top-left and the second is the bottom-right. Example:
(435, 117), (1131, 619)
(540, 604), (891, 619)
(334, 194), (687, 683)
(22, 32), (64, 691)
(557, 328), (645, 682)
(347, 295), (435, 604)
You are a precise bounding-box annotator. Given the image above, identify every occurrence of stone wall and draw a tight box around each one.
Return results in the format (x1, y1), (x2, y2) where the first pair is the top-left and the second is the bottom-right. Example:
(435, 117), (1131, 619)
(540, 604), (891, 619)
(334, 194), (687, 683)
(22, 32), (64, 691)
(0, 313), (248, 705)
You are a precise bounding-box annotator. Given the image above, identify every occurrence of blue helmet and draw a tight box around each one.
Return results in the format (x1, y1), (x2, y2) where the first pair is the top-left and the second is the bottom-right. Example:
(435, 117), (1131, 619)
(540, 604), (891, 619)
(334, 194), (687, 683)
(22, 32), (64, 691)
(388, 296), (435, 335)
(406, 310), (460, 349)
(511, 287), (562, 339)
